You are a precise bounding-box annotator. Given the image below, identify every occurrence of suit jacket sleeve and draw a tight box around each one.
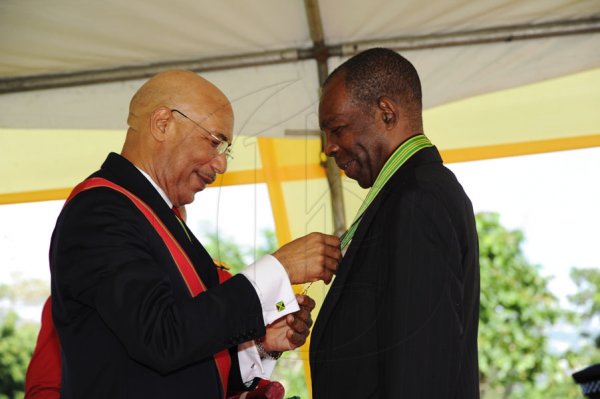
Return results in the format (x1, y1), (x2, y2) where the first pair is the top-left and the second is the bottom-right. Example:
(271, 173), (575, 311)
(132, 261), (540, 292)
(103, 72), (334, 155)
(376, 187), (469, 397)
(51, 189), (265, 375)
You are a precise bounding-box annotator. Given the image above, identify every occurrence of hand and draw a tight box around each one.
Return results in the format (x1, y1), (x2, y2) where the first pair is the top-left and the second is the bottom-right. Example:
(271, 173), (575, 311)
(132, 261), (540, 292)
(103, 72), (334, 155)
(261, 294), (316, 352)
(272, 232), (341, 284)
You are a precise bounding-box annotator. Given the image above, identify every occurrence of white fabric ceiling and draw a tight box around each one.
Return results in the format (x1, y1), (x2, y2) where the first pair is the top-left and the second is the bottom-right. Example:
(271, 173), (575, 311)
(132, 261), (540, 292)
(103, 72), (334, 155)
(0, 0), (599, 132)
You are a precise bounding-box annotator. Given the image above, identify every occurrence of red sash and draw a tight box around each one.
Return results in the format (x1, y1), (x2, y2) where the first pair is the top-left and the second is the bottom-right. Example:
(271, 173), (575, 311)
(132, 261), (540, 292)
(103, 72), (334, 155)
(67, 177), (231, 397)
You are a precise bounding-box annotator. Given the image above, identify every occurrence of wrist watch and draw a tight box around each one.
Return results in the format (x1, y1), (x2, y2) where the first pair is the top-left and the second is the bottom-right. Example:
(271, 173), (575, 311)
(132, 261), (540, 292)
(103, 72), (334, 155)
(256, 340), (282, 360)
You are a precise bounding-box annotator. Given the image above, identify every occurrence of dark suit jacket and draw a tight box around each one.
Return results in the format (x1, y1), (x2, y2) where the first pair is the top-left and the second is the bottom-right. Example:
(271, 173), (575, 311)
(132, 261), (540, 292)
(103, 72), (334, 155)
(310, 146), (480, 398)
(50, 153), (265, 399)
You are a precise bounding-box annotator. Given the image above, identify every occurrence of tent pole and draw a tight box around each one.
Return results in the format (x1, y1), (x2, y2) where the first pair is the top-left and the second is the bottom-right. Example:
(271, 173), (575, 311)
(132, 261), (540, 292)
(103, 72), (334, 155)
(305, 0), (347, 238)
(2, 18), (597, 94)
(341, 17), (600, 55)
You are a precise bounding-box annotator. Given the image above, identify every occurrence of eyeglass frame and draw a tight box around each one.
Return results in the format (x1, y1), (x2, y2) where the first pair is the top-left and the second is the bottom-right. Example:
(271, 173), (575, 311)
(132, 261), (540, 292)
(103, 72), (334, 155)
(170, 108), (233, 159)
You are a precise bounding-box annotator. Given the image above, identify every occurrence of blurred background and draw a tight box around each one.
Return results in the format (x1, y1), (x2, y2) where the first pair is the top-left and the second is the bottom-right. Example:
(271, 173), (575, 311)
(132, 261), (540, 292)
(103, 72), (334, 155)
(1, 1), (599, 398)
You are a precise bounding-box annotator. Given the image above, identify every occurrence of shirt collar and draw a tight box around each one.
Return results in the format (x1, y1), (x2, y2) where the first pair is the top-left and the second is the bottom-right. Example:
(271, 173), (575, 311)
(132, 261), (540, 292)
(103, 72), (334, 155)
(135, 166), (173, 209)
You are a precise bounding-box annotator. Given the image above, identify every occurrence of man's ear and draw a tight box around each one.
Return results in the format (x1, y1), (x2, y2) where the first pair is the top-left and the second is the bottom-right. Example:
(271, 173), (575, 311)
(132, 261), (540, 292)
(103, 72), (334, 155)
(149, 108), (172, 142)
(377, 96), (397, 129)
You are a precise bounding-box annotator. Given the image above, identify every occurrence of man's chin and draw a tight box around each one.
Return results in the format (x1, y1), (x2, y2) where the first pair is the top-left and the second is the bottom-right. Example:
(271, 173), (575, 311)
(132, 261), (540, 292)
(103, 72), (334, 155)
(353, 172), (375, 188)
(194, 180), (207, 192)
(179, 191), (197, 206)
(357, 179), (373, 189)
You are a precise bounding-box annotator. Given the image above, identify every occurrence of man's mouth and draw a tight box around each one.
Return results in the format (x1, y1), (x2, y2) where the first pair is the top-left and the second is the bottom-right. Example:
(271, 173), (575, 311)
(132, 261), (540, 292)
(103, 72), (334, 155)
(197, 172), (216, 187)
(338, 159), (355, 172)
(203, 174), (216, 185)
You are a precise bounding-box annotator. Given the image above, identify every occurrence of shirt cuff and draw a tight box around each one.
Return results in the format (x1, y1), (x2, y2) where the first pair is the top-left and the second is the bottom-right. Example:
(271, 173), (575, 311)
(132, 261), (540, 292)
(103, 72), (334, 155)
(240, 254), (299, 325)
(237, 341), (277, 386)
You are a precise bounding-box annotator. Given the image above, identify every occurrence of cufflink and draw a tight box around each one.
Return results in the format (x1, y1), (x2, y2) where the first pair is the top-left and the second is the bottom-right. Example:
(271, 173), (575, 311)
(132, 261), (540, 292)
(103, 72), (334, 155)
(276, 300), (285, 312)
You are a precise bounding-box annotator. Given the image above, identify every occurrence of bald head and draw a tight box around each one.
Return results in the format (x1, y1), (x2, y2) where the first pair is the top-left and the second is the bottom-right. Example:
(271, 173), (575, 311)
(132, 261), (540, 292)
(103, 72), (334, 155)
(121, 70), (234, 206)
(127, 70), (232, 132)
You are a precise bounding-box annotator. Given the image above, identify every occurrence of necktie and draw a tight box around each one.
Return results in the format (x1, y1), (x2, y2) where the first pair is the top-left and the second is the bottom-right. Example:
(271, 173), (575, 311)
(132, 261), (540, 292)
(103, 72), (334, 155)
(172, 206), (191, 241)
(172, 206), (183, 220)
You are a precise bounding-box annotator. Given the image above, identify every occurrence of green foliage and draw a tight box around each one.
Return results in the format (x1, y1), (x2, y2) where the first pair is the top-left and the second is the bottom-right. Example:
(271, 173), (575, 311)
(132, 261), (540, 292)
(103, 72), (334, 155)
(476, 213), (575, 398)
(203, 229), (277, 275)
(0, 277), (49, 309)
(270, 350), (309, 398)
(563, 267), (600, 377)
(0, 311), (37, 399)
(569, 267), (600, 322)
(0, 275), (47, 399)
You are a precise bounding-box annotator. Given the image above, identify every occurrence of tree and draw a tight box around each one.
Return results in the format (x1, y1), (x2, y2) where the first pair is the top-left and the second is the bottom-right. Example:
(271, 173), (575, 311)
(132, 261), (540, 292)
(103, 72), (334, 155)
(476, 212), (574, 398)
(569, 267), (600, 323)
(269, 349), (308, 399)
(0, 276), (47, 399)
(0, 278), (48, 308)
(202, 229), (277, 275)
(563, 267), (600, 376)
(0, 312), (38, 399)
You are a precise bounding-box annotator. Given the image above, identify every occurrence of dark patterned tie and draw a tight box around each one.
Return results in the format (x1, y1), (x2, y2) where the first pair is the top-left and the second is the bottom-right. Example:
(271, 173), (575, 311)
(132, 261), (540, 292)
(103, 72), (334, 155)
(172, 206), (190, 241)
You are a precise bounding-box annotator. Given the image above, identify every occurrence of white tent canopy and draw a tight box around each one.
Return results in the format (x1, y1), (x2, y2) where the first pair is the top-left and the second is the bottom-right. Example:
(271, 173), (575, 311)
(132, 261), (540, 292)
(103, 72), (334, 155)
(1, 0), (599, 132)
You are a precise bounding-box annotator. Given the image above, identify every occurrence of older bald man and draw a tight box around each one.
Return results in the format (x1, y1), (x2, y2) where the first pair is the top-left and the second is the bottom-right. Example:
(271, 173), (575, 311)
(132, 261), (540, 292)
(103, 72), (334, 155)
(49, 70), (341, 399)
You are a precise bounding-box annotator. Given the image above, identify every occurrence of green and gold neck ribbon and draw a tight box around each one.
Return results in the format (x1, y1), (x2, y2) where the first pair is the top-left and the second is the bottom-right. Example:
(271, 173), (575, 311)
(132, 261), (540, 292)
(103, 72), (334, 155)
(340, 134), (433, 250)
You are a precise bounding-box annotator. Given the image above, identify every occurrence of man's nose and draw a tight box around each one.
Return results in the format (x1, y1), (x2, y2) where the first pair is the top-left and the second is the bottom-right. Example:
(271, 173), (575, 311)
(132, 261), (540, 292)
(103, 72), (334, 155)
(324, 138), (338, 157)
(212, 152), (227, 174)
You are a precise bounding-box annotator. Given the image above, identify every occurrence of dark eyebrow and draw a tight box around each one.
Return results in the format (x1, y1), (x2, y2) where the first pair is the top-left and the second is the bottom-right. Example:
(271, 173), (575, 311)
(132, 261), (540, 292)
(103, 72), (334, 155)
(320, 115), (341, 130)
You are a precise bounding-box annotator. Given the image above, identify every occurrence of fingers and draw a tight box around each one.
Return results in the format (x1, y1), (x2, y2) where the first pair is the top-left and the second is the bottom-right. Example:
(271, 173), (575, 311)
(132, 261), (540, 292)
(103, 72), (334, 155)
(296, 294), (316, 311)
(264, 304), (314, 351)
(286, 328), (307, 348)
(286, 310), (313, 333)
(324, 241), (342, 259)
(319, 232), (341, 248)
(323, 255), (340, 275)
(310, 234), (341, 279)
(286, 295), (315, 338)
(310, 233), (341, 258)
(285, 315), (310, 348)
(273, 232), (342, 284)
(286, 315), (308, 335)
(319, 235), (342, 273)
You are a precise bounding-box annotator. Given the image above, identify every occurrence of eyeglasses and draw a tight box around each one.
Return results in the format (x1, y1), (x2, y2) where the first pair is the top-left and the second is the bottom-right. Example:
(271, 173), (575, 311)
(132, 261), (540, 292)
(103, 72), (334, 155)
(170, 109), (233, 159)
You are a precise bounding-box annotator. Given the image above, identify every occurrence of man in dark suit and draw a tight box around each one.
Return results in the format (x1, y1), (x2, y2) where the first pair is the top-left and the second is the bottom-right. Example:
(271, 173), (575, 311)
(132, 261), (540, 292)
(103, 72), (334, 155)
(310, 48), (480, 398)
(50, 70), (341, 398)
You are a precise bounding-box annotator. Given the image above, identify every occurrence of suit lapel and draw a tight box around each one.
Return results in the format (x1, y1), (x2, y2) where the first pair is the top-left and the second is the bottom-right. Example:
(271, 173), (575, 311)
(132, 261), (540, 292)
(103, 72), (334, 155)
(98, 153), (219, 289)
(311, 177), (394, 348)
(311, 146), (444, 350)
